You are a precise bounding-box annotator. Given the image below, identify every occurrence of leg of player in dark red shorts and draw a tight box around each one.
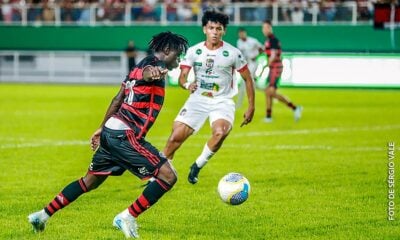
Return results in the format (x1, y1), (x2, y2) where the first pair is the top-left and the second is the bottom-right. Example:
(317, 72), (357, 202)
(28, 160), (176, 238)
(264, 66), (302, 122)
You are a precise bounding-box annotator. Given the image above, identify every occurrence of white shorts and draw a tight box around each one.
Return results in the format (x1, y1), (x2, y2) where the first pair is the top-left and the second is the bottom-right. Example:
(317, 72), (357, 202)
(174, 95), (235, 133)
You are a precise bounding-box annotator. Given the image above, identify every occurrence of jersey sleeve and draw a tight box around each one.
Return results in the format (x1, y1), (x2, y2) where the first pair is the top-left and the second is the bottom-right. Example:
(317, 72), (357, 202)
(180, 46), (195, 69)
(234, 48), (248, 72)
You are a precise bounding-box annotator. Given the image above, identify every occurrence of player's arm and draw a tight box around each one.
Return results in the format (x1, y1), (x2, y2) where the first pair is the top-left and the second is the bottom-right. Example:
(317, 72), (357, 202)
(179, 66), (197, 93)
(238, 67), (255, 127)
(268, 49), (278, 65)
(90, 85), (125, 151)
(143, 66), (168, 82)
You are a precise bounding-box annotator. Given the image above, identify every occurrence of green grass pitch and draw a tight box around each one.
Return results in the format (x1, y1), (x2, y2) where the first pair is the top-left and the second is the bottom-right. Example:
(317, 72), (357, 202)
(0, 83), (399, 239)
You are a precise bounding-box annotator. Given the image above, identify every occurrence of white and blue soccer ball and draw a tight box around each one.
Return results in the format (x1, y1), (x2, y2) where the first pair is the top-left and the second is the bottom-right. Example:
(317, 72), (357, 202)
(217, 173), (250, 205)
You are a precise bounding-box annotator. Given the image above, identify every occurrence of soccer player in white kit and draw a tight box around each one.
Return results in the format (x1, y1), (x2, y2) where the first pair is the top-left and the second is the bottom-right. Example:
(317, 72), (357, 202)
(163, 10), (255, 184)
(236, 28), (263, 107)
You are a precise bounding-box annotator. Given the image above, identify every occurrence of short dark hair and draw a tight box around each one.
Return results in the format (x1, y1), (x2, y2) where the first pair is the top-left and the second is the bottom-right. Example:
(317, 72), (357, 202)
(264, 20), (272, 26)
(238, 27), (246, 32)
(148, 31), (189, 54)
(202, 10), (229, 28)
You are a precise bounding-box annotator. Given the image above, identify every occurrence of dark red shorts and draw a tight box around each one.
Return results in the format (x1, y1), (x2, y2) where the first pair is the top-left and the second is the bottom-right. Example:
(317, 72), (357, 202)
(267, 65), (283, 88)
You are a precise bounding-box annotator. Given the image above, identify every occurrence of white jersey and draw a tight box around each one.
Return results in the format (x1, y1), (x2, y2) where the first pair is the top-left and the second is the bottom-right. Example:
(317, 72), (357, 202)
(236, 36), (263, 63)
(180, 41), (247, 99)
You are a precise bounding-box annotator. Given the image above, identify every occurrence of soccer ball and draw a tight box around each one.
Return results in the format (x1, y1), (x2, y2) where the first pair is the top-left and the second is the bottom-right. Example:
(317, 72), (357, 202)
(217, 173), (250, 205)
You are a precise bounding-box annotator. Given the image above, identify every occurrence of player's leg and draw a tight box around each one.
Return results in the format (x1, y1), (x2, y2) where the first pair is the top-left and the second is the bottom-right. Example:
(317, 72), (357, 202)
(188, 118), (232, 184)
(164, 96), (208, 161)
(163, 121), (194, 160)
(264, 67), (278, 122)
(28, 128), (119, 233)
(28, 173), (108, 233)
(112, 132), (177, 238)
(264, 86), (274, 122)
(188, 98), (234, 184)
(270, 71), (302, 122)
(113, 162), (176, 239)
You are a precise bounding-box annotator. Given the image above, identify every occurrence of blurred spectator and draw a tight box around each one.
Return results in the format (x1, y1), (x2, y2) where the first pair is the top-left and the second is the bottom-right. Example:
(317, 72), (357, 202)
(166, 0), (178, 21)
(61, 0), (80, 22)
(0, 3), (3, 22)
(78, 0), (91, 24)
(291, 1), (304, 24)
(254, 0), (269, 22)
(177, 0), (192, 21)
(110, 1), (125, 22)
(1, 0), (13, 23)
(357, 0), (373, 20)
(42, 1), (55, 22)
(125, 40), (138, 72)
(130, 0), (142, 21)
(141, 0), (158, 21)
(278, 0), (291, 22)
(191, 0), (201, 21)
(27, 0), (42, 22)
(320, 0), (337, 21)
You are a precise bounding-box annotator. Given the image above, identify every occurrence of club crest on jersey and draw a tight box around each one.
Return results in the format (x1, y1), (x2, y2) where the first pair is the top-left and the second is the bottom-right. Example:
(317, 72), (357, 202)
(223, 50), (229, 57)
(196, 49), (202, 55)
(205, 58), (214, 75)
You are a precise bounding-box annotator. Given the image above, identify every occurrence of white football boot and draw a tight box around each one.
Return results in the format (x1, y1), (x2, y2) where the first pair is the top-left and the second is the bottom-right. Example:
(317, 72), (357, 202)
(113, 210), (139, 238)
(263, 117), (273, 123)
(294, 106), (303, 121)
(28, 210), (49, 233)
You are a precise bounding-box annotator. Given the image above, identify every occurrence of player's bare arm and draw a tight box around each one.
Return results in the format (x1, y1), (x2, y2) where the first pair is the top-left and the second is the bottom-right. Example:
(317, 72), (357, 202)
(143, 66), (168, 81)
(90, 85), (125, 151)
(260, 49), (276, 76)
(179, 67), (197, 93)
(239, 68), (255, 127)
(268, 49), (278, 65)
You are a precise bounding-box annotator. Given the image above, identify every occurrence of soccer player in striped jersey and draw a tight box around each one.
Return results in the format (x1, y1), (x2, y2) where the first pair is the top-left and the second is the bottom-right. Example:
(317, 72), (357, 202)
(163, 10), (255, 184)
(262, 20), (302, 123)
(28, 32), (188, 239)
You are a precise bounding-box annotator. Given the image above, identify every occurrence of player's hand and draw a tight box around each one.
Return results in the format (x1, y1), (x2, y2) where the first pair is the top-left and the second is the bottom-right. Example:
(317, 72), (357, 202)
(187, 82), (198, 93)
(147, 66), (168, 81)
(90, 128), (102, 151)
(240, 107), (255, 127)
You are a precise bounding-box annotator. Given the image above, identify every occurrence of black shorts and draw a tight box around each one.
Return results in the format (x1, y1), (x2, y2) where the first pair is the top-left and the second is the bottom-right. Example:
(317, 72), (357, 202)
(89, 127), (167, 179)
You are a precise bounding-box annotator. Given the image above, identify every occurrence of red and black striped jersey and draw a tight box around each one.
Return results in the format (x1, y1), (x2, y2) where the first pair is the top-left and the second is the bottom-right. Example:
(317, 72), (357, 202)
(264, 34), (282, 66)
(116, 55), (166, 139)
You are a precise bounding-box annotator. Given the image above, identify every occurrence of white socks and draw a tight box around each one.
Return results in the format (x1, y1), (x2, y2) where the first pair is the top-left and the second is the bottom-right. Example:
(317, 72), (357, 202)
(195, 144), (215, 168)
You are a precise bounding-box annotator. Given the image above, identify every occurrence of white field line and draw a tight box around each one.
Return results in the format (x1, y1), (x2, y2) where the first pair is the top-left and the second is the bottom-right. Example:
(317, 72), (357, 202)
(1, 125), (399, 150)
(0, 140), (88, 149)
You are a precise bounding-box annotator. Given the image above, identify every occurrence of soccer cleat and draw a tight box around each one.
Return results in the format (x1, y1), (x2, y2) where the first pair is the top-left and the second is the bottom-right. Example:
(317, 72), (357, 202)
(263, 117), (273, 123)
(28, 210), (49, 233)
(113, 212), (139, 238)
(294, 106), (303, 121)
(188, 163), (201, 184)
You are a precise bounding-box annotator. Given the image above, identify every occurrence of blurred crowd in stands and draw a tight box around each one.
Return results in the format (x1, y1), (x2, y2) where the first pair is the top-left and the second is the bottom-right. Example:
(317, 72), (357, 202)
(0, 0), (397, 24)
